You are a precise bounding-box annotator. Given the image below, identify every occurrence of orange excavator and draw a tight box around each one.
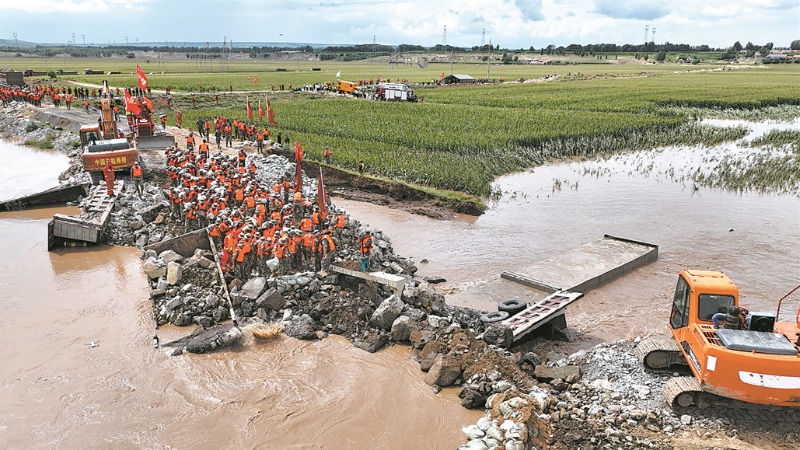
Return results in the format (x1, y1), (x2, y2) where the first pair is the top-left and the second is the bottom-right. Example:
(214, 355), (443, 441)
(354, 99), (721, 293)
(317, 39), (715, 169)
(636, 270), (800, 409)
(80, 80), (138, 185)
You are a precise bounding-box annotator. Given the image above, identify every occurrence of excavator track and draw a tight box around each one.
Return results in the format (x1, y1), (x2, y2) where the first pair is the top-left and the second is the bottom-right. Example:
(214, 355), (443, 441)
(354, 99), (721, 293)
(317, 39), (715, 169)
(664, 377), (800, 422)
(664, 376), (702, 408)
(635, 337), (689, 373)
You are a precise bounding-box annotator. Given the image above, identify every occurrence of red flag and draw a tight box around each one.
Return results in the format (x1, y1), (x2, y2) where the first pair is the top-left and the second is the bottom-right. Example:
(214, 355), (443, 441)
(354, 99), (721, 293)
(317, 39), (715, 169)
(294, 156), (302, 192)
(136, 64), (149, 91)
(124, 89), (141, 115)
(266, 95), (276, 126)
(143, 96), (153, 111)
(246, 96), (253, 121)
(258, 99), (264, 122)
(294, 141), (304, 163)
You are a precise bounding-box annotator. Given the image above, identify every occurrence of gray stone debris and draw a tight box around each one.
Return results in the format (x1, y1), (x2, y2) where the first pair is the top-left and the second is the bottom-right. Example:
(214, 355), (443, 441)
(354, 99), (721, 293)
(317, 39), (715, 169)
(368, 294), (404, 331)
(284, 314), (317, 340)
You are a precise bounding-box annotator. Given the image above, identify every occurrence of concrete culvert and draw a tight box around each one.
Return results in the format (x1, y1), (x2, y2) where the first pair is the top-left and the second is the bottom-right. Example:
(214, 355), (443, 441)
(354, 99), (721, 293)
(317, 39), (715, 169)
(497, 299), (527, 316)
(480, 311), (510, 324)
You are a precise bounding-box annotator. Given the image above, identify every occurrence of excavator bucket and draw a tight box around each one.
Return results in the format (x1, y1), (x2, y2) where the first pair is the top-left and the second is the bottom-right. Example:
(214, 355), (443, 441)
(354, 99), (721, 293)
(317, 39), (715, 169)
(137, 134), (176, 150)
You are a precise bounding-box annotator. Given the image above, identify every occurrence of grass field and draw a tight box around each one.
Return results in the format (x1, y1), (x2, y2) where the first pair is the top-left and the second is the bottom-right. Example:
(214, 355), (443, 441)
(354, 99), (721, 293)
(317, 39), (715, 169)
(4, 56), (799, 200)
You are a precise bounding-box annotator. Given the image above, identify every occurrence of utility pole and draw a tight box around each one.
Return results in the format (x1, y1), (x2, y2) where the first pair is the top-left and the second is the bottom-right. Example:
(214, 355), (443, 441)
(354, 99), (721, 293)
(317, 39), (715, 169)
(487, 38), (491, 80)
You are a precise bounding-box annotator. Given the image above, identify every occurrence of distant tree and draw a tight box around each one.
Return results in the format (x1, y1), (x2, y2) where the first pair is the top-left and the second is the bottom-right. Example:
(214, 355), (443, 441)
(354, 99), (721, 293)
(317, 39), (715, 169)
(732, 41), (743, 52)
(745, 41), (756, 51)
(656, 49), (667, 62)
(792, 40), (800, 50)
(529, 46), (535, 52)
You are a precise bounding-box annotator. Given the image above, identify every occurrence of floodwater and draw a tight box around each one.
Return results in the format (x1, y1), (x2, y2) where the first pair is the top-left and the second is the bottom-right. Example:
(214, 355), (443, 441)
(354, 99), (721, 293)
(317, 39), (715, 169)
(0, 139), (479, 449)
(336, 119), (800, 343)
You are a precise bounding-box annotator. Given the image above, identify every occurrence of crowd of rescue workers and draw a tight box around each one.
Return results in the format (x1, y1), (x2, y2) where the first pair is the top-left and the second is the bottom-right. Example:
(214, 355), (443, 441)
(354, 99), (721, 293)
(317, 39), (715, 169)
(157, 128), (374, 281)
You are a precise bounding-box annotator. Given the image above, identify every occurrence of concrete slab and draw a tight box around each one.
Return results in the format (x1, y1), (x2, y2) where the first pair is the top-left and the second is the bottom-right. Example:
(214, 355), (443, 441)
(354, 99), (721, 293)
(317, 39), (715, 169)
(0, 182), (88, 211)
(329, 263), (406, 297)
(501, 235), (658, 293)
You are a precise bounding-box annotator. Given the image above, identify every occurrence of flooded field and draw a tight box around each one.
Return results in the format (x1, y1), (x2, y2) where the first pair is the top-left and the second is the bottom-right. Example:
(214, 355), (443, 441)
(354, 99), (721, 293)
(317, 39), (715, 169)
(0, 139), (479, 449)
(336, 119), (800, 343)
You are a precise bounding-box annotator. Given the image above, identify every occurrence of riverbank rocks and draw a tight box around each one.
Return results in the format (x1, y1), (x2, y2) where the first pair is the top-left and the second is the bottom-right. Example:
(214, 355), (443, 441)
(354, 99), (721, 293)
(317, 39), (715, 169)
(284, 314), (317, 340)
(424, 353), (462, 387)
(166, 261), (183, 285)
(369, 294), (404, 330)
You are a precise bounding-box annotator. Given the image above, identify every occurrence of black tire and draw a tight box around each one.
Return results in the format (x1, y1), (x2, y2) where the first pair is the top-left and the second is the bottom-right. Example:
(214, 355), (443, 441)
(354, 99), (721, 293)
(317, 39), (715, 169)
(498, 299), (527, 316)
(480, 311), (510, 324)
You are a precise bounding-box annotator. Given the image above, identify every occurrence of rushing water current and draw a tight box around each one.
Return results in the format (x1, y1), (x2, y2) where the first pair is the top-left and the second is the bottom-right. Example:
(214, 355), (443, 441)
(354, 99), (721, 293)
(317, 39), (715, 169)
(0, 139), (479, 449)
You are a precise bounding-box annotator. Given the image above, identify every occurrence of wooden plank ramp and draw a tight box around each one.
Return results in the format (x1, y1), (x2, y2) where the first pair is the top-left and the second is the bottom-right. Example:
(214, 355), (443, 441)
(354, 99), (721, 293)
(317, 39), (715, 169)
(501, 290), (583, 341)
(47, 181), (123, 249)
(501, 234), (658, 293)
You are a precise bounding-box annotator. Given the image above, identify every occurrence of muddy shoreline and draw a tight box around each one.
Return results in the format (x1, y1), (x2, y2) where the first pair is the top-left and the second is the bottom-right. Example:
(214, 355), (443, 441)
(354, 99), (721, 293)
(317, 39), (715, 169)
(2, 101), (797, 450)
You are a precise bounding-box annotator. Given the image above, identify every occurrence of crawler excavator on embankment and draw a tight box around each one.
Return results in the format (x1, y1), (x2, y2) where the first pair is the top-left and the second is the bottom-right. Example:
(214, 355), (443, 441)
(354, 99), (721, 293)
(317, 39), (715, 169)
(636, 270), (799, 410)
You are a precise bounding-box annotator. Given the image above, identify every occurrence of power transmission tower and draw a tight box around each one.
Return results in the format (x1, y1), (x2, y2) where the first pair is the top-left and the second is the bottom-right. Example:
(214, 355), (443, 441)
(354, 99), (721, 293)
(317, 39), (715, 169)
(82, 34), (85, 46)
(481, 28), (485, 48)
(643, 25), (649, 45)
(13, 32), (17, 48)
(651, 27), (656, 43)
(443, 25), (447, 49)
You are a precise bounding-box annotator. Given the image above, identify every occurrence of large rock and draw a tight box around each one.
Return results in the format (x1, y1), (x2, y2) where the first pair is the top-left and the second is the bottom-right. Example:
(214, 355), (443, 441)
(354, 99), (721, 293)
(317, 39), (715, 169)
(368, 295), (404, 331)
(143, 259), (167, 280)
(187, 253), (215, 269)
(256, 288), (285, 310)
(482, 324), (514, 349)
(166, 261), (183, 286)
(240, 277), (267, 300)
(424, 354), (462, 387)
(140, 203), (166, 223)
(159, 250), (184, 264)
(534, 365), (582, 383)
(284, 314), (317, 340)
(418, 341), (447, 372)
(459, 387), (487, 410)
(353, 332), (389, 353)
(390, 316), (412, 342)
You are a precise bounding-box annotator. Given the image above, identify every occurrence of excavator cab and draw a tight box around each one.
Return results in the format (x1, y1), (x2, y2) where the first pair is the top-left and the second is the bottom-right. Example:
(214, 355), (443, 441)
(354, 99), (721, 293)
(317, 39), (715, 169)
(669, 270), (737, 331)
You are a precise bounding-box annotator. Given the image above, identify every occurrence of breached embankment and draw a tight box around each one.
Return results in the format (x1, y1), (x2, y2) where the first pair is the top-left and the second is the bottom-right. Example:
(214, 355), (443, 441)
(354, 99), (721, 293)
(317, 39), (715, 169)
(3, 101), (796, 450)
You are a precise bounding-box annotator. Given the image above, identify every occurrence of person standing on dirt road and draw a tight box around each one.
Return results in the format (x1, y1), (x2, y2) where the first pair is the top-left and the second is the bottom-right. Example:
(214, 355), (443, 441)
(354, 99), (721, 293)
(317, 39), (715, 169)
(176, 111), (182, 128)
(83, 99), (90, 113)
(102, 161), (116, 197)
(131, 161), (144, 197)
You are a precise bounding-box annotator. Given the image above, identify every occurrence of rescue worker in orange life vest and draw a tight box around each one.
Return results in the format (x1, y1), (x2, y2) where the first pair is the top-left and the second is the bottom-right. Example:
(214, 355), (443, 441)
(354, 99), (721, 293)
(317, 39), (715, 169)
(102, 160), (116, 196)
(131, 161), (144, 197)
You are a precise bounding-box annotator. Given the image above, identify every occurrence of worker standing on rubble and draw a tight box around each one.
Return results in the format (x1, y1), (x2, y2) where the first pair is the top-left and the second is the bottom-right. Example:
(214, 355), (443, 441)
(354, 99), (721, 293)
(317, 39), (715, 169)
(323, 146), (331, 164)
(130, 161), (144, 197)
(102, 161), (116, 197)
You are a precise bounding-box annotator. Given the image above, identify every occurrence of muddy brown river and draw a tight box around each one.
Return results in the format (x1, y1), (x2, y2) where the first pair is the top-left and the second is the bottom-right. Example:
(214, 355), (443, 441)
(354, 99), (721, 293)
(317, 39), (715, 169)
(0, 139), (479, 449)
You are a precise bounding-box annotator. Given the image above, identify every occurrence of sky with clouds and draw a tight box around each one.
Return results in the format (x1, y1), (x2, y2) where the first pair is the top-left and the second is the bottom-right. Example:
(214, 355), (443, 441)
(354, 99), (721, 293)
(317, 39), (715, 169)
(0, 0), (797, 49)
